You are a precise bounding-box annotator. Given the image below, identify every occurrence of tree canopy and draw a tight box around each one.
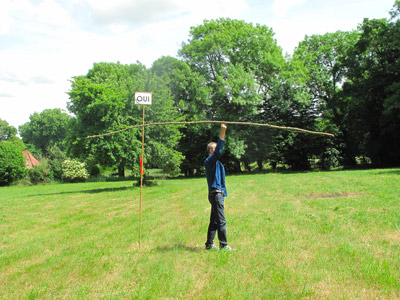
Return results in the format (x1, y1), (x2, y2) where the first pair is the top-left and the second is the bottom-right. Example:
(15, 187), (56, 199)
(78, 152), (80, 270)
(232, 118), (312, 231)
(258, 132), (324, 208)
(19, 108), (71, 156)
(5, 2), (399, 181)
(67, 62), (184, 177)
(0, 119), (18, 141)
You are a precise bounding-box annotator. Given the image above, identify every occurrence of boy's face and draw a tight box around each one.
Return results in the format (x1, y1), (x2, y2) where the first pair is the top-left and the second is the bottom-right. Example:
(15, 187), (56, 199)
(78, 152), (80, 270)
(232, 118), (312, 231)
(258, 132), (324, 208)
(209, 144), (216, 155)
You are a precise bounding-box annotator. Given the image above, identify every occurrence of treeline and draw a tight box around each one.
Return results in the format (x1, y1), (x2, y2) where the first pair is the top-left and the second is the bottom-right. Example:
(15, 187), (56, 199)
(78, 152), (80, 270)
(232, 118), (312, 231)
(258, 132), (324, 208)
(1, 2), (399, 185)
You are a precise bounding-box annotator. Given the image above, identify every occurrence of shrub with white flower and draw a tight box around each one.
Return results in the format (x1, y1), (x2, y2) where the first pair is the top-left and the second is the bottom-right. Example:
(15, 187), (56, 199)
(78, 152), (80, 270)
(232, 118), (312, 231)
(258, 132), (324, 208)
(61, 159), (89, 183)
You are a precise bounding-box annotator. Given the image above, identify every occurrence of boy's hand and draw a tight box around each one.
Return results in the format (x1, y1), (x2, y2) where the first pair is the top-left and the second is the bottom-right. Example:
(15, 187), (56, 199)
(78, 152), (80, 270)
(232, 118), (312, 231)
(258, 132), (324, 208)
(220, 124), (227, 140)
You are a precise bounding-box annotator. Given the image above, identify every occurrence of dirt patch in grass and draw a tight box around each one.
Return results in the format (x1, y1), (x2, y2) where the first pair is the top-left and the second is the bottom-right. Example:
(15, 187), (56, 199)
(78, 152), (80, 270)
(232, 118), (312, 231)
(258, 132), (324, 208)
(385, 231), (400, 242)
(313, 278), (385, 299)
(372, 231), (400, 245)
(307, 192), (362, 199)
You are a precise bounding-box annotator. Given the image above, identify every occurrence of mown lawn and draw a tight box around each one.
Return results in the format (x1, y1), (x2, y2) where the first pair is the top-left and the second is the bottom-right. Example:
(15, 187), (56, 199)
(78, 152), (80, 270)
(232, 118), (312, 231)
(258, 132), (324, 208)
(1, 169), (400, 299)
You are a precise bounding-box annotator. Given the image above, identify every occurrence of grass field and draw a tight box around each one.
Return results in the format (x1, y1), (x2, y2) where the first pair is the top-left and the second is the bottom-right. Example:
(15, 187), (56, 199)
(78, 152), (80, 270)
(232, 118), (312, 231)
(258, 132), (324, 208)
(1, 168), (400, 299)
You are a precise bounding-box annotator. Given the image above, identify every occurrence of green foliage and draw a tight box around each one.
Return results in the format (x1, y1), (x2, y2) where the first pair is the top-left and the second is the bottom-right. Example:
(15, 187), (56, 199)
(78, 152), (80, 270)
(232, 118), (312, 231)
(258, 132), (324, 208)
(61, 159), (89, 183)
(318, 146), (341, 170)
(0, 141), (26, 186)
(19, 109), (72, 156)
(10, 12), (398, 175)
(62, 15), (399, 173)
(293, 31), (360, 167)
(85, 156), (100, 177)
(390, 0), (400, 19)
(0, 118), (18, 141)
(7, 135), (27, 152)
(336, 14), (400, 166)
(28, 162), (51, 185)
(0, 119), (27, 163)
(28, 165), (45, 184)
(178, 18), (286, 172)
(67, 62), (183, 177)
(271, 133), (310, 169)
(180, 18), (282, 119)
(47, 145), (67, 180)
(151, 56), (212, 175)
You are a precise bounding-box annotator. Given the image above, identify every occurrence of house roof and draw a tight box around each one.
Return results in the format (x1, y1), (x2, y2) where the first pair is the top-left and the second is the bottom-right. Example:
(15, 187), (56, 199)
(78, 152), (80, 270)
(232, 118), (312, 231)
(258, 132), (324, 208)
(22, 151), (40, 168)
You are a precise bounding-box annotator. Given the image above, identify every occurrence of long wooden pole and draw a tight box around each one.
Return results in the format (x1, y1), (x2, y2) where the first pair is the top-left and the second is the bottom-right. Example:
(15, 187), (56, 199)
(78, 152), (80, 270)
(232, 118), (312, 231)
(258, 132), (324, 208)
(86, 120), (334, 139)
(139, 105), (145, 249)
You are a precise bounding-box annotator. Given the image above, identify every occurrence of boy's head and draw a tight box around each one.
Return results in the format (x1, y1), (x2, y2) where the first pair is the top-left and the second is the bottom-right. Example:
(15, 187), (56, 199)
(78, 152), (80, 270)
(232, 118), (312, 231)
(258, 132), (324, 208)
(207, 142), (217, 155)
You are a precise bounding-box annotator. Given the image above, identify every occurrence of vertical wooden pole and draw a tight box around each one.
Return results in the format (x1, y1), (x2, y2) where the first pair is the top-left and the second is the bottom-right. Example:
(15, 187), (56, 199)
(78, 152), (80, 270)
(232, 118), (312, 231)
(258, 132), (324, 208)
(139, 105), (145, 249)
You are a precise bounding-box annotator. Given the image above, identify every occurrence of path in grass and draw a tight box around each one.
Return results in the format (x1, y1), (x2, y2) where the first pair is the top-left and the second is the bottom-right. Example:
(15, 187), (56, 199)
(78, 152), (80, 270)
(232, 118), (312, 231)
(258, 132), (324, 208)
(1, 169), (400, 299)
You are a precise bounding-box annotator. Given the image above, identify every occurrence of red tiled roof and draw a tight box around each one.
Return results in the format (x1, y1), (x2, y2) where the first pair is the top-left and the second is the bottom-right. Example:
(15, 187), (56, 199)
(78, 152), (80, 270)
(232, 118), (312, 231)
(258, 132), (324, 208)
(22, 151), (40, 168)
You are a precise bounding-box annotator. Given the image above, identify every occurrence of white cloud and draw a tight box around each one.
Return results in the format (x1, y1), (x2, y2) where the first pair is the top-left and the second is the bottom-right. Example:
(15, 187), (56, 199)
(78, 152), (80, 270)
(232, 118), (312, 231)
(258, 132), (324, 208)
(75, 0), (248, 29)
(272, 0), (307, 17)
(0, 72), (25, 85)
(30, 76), (55, 85)
(86, 0), (182, 25)
(0, 6), (14, 34)
(0, 0), (72, 36)
(35, 0), (72, 28)
(0, 93), (14, 98)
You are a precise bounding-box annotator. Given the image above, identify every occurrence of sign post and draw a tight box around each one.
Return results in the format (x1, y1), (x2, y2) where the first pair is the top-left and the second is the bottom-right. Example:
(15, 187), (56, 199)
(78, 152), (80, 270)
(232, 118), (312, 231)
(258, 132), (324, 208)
(135, 92), (152, 249)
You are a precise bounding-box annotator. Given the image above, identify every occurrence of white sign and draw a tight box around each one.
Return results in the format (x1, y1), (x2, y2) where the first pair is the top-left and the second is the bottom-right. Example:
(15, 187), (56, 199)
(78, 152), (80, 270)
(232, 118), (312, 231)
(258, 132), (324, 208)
(135, 92), (152, 105)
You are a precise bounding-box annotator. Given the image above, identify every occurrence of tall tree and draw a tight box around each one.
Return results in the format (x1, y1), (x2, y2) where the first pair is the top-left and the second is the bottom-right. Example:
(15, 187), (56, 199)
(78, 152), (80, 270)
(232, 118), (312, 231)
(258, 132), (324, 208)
(67, 62), (184, 177)
(19, 109), (71, 156)
(293, 31), (359, 166)
(342, 8), (400, 166)
(179, 18), (285, 171)
(0, 118), (18, 141)
(151, 56), (212, 175)
(257, 56), (321, 169)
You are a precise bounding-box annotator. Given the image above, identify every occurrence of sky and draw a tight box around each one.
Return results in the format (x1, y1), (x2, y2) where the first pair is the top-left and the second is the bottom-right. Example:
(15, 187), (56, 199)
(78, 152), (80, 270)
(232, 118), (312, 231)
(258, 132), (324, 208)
(0, 0), (396, 130)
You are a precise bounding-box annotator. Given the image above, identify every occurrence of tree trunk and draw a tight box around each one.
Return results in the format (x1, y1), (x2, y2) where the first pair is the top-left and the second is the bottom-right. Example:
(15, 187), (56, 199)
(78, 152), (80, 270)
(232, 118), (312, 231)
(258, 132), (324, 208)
(118, 164), (125, 177)
(234, 159), (241, 173)
(257, 160), (263, 171)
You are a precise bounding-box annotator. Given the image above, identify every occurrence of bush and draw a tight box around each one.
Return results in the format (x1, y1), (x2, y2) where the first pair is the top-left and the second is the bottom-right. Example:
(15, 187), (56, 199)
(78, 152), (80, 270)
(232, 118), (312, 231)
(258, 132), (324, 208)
(28, 159), (51, 184)
(28, 165), (45, 184)
(88, 164), (100, 177)
(0, 141), (26, 186)
(319, 147), (341, 170)
(47, 145), (66, 180)
(84, 155), (101, 177)
(61, 159), (89, 183)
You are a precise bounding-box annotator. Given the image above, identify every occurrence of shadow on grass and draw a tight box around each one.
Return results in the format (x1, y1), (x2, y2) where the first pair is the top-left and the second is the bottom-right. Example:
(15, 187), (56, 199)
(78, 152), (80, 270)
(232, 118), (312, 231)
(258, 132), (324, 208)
(30, 186), (136, 197)
(376, 169), (400, 175)
(155, 243), (203, 253)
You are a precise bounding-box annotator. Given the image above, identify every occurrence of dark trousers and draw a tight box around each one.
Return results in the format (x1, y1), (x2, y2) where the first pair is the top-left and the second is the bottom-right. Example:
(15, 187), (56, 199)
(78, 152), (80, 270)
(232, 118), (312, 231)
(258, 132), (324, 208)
(206, 192), (227, 247)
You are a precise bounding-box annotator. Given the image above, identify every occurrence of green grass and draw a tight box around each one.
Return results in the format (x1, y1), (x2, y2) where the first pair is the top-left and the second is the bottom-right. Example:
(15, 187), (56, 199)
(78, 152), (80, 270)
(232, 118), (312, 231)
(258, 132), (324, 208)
(1, 169), (400, 299)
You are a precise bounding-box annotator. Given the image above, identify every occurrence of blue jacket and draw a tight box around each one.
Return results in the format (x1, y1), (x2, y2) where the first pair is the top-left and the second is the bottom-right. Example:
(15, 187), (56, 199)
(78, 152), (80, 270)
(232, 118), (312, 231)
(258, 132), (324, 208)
(204, 139), (227, 197)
